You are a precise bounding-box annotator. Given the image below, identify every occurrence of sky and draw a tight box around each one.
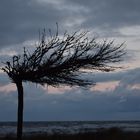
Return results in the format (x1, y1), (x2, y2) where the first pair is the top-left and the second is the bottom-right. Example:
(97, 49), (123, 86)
(0, 0), (140, 121)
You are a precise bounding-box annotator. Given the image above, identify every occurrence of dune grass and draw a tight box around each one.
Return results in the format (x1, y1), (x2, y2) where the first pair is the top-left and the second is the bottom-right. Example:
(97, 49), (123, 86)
(1, 127), (140, 140)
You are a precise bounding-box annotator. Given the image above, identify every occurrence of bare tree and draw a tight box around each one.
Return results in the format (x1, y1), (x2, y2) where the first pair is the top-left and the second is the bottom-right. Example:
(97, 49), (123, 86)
(1, 28), (125, 140)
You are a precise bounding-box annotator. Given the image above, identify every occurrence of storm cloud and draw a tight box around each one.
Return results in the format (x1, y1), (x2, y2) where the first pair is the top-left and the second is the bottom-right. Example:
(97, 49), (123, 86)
(0, 0), (140, 48)
(0, 67), (140, 121)
(0, 0), (140, 121)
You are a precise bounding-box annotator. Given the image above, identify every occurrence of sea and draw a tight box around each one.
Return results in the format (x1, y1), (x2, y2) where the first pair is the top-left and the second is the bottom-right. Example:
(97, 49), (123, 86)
(0, 121), (140, 136)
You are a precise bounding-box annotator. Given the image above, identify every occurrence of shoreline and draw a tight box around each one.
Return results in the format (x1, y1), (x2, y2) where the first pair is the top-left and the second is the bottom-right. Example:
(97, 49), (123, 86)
(1, 127), (140, 140)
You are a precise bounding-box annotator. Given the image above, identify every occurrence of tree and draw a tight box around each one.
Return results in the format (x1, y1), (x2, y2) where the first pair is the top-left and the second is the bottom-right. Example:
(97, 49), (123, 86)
(1, 27), (125, 140)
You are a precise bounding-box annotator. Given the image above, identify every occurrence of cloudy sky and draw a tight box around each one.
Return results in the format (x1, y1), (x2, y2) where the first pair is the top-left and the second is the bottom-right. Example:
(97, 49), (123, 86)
(0, 0), (140, 121)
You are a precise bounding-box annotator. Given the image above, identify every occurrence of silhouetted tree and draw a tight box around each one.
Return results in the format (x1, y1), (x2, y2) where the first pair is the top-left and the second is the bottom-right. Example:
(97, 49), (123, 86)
(1, 27), (125, 140)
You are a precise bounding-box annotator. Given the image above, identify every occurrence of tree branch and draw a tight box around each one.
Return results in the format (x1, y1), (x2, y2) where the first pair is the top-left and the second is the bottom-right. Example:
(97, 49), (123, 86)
(1, 29), (125, 87)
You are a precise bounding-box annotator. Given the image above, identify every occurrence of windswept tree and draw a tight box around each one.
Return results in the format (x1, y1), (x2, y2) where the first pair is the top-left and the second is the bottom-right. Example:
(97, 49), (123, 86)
(1, 27), (125, 140)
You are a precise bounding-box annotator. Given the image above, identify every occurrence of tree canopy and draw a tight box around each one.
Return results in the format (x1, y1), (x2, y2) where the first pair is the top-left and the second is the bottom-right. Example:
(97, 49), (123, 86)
(1, 29), (125, 87)
(1, 27), (125, 140)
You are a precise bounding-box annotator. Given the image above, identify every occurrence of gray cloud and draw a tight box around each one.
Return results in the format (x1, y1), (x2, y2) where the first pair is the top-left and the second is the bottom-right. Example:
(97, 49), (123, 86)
(1, 85), (140, 121)
(0, 67), (140, 121)
(0, 73), (10, 85)
(0, 0), (140, 121)
(0, 0), (59, 47)
(0, 0), (140, 48)
(93, 67), (140, 84)
(0, 0), (87, 48)
(69, 0), (140, 27)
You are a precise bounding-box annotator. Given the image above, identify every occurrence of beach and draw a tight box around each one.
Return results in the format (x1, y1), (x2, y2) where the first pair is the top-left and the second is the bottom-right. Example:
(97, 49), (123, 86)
(0, 121), (140, 139)
(1, 127), (140, 140)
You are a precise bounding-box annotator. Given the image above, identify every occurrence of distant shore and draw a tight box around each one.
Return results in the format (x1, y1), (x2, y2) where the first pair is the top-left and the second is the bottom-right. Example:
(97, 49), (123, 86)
(1, 127), (140, 140)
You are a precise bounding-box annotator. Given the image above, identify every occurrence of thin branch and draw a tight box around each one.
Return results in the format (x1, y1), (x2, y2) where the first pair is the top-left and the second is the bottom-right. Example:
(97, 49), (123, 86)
(1, 29), (125, 86)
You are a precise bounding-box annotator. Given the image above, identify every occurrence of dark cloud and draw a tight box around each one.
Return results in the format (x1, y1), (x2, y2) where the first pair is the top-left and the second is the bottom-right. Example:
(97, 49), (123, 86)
(0, 0), (87, 48)
(0, 0), (59, 47)
(0, 0), (140, 48)
(0, 0), (140, 121)
(0, 67), (140, 121)
(69, 0), (140, 28)
(93, 67), (140, 84)
(1, 85), (140, 121)
(0, 73), (10, 85)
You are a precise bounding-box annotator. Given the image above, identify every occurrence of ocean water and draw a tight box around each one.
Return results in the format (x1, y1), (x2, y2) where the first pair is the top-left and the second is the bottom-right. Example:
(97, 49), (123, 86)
(0, 121), (140, 136)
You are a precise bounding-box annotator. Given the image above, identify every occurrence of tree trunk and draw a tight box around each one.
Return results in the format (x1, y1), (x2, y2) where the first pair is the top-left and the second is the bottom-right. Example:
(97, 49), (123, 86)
(16, 81), (24, 140)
